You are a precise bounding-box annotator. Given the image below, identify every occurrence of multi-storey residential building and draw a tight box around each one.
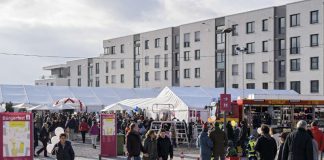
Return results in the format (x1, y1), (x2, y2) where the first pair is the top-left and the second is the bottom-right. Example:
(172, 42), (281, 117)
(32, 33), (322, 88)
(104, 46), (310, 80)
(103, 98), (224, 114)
(36, 0), (324, 95)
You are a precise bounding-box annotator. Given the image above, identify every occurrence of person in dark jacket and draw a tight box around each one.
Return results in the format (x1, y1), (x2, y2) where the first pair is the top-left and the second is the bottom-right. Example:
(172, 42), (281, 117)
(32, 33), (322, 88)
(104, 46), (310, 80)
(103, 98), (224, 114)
(143, 130), (158, 160)
(239, 121), (248, 157)
(282, 120), (314, 160)
(277, 132), (289, 160)
(52, 133), (75, 160)
(36, 123), (49, 157)
(255, 124), (277, 160)
(209, 122), (228, 160)
(197, 124), (213, 160)
(226, 121), (234, 141)
(33, 123), (39, 157)
(157, 129), (173, 160)
(126, 123), (144, 160)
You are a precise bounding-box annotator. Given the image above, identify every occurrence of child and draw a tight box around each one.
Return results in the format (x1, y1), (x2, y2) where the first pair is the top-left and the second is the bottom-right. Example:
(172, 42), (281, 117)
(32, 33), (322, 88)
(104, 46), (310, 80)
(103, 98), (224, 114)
(246, 135), (257, 160)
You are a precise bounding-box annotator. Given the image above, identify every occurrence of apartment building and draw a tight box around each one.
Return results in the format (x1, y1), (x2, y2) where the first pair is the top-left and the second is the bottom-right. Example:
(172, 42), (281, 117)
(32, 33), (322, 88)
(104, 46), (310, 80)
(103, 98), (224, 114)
(36, 0), (324, 95)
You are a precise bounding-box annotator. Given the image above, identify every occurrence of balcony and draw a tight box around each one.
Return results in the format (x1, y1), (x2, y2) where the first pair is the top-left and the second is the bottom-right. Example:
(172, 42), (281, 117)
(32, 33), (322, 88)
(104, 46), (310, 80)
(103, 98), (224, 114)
(246, 72), (254, 79)
(290, 47), (300, 54)
(184, 42), (190, 48)
(279, 27), (285, 34)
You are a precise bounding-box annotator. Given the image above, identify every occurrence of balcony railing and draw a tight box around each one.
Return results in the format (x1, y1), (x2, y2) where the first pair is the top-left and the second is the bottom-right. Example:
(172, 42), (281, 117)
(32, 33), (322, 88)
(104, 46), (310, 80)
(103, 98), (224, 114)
(184, 42), (190, 48)
(246, 72), (254, 79)
(290, 47), (300, 54)
(155, 63), (160, 68)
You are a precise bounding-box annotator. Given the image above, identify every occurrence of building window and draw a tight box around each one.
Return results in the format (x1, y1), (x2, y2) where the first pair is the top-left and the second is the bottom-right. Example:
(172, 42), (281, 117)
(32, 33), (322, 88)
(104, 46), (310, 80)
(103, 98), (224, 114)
(232, 24), (238, 36)
(232, 44), (238, 55)
(290, 58), (300, 71)
(135, 60), (140, 71)
(279, 39), (285, 56)
(135, 77), (140, 88)
(310, 34), (319, 47)
(77, 65), (81, 76)
(155, 38), (160, 48)
(95, 77), (99, 87)
(232, 84), (239, 88)
(135, 41), (140, 55)
(290, 14), (300, 27)
(154, 55), (160, 68)
(195, 50), (200, 60)
(311, 80), (319, 93)
(175, 53), (180, 66)
(145, 40), (149, 49)
(246, 63), (254, 79)
(175, 35), (180, 49)
(195, 68), (200, 78)
(290, 36), (300, 54)
(120, 44), (124, 53)
(246, 83), (255, 89)
(290, 81), (301, 93)
(216, 32), (225, 50)
(77, 78), (81, 86)
(310, 10), (319, 24)
(106, 76), (109, 84)
(120, 60), (124, 68)
(246, 42), (255, 54)
(105, 62), (109, 73)
(95, 63), (99, 74)
(232, 64), (238, 76)
(104, 47), (110, 54)
(262, 41), (268, 52)
(111, 46), (116, 54)
(111, 75), (116, 84)
(145, 72), (149, 81)
(120, 74), (124, 83)
(279, 60), (285, 77)
(216, 71), (224, 87)
(262, 83), (268, 89)
(246, 21), (255, 34)
(164, 70), (168, 80)
(184, 33), (190, 47)
(216, 53), (224, 69)
(175, 70), (180, 83)
(164, 54), (168, 67)
(262, 19), (268, 31)
(111, 61), (116, 69)
(310, 57), (319, 70)
(279, 17), (286, 34)
(145, 56), (149, 65)
(184, 51), (190, 61)
(262, 62), (268, 73)
(195, 31), (200, 42)
(184, 69), (190, 79)
(279, 82), (285, 90)
(155, 71), (161, 81)
(164, 37), (168, 50)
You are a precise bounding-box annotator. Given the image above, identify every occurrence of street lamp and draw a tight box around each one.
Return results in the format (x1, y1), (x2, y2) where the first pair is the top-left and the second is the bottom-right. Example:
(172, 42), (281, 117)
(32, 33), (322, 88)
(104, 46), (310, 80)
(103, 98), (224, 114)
(221, 27), (233, 133)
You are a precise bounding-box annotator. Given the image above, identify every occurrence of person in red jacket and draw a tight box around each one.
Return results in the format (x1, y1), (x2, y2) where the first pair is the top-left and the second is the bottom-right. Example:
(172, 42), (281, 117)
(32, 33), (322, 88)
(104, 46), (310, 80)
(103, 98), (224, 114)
(79, 118), (89, 143)
(311, 121), (324, 158)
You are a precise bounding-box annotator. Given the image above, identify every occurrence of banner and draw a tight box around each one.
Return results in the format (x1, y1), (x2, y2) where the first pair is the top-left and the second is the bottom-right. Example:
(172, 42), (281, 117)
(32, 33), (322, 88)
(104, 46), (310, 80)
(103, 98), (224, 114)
(0, 112), (33, 160)
(100, 114), (117, 157)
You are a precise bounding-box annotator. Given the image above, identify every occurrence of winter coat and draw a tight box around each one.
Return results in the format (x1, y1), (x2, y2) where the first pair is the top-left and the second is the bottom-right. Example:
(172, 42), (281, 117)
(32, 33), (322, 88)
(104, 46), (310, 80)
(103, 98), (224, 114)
(277, 143), (284, 160)
(282, 128), (313, 160)
(89, 124), (100, 136)
(226, 123), (234, 141)
(39, 127), (49, 142)
(209, 126), (228, 156)
(126, 131), (143, 157)
(311, 126), (324, 151)
(157, 136), (173, 159)
(254, 134), (277, 160)
(52, 141), (75, 160)
(66, 118), (77, 130)
(239, 125), (248, 144)
(197, 131), (213, 160)
(143, 137), (158, 160)
(34, 127), (39, 147)
(79, 122), (89, 132)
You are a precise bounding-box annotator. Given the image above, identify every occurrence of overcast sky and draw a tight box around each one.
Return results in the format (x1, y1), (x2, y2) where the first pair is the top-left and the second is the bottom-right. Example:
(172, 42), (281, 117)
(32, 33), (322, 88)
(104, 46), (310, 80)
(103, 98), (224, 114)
(0, 0), (300, 85)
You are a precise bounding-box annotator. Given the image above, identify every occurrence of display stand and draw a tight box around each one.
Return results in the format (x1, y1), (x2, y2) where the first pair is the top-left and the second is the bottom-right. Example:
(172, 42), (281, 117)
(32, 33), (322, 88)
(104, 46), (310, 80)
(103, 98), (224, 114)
(99, 114), (117, 159)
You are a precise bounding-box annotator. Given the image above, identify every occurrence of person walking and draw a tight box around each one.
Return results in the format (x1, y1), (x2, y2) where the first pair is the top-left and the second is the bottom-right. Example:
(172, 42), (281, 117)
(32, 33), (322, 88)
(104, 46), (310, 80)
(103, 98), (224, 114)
(310, 121), (324, 159)
(89, 121), (100, 149)
(52, 133), (75, 160)
(196, 124), (213, 160)
(282, 120), (313, 160)
(66, 116), (77, 141)
(126, 123), (144, 160)
(157, 129), (173, 160)
(143, 130), (158, 160)
(255, 124), (277, 160)
(33, 123), (39, 157)
(79, 118), (89, 143)
(36, 123), (49, 157)
(239, 121), (248, 157)
(277, 132), (289, 160)
(307, 130), (319, 160)
(209, 122), (228, 160)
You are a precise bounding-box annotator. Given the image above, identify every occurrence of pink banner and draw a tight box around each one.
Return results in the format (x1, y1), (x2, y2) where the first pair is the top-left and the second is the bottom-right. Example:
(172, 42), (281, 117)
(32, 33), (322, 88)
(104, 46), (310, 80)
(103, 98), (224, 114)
(0, 112), (33, 160)
(100, 114), (117, 157)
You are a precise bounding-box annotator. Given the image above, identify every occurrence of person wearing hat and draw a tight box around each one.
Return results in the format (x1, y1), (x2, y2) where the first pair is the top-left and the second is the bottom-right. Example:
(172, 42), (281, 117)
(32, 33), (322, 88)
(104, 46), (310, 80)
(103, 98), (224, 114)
(197, 123), (213, 160)
(209, 122), (228, 160)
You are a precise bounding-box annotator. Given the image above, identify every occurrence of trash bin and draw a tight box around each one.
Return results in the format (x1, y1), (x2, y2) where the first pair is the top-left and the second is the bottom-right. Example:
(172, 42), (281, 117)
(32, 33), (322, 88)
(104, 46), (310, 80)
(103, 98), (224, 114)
(117, 134), (125, 155)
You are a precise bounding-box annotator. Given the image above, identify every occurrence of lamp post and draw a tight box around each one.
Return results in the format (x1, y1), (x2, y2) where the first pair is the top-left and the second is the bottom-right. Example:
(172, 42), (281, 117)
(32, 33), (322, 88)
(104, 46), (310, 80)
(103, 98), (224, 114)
(222, 27), (233, 133)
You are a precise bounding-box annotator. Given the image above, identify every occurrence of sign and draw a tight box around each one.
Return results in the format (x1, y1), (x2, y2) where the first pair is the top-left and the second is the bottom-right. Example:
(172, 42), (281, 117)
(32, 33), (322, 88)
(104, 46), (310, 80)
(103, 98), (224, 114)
(220, 94), (231, 112)
(100, 114), (117, 157)
(0, 112), (33, 160)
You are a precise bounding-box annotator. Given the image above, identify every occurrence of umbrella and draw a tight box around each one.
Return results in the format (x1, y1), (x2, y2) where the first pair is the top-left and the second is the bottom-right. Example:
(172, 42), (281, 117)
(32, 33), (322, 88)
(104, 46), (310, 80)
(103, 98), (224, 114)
(27, 104), (60, 111)
(13, 103), (34, 109)
(53, 104), (75, 110)
(101, 103), (133, 112)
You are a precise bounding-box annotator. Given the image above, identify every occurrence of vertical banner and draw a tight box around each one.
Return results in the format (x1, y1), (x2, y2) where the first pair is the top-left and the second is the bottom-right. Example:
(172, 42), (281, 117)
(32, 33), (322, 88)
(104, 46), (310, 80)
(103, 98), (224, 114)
(100, 114), (117, 157)
(0, 112), (33, 160)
